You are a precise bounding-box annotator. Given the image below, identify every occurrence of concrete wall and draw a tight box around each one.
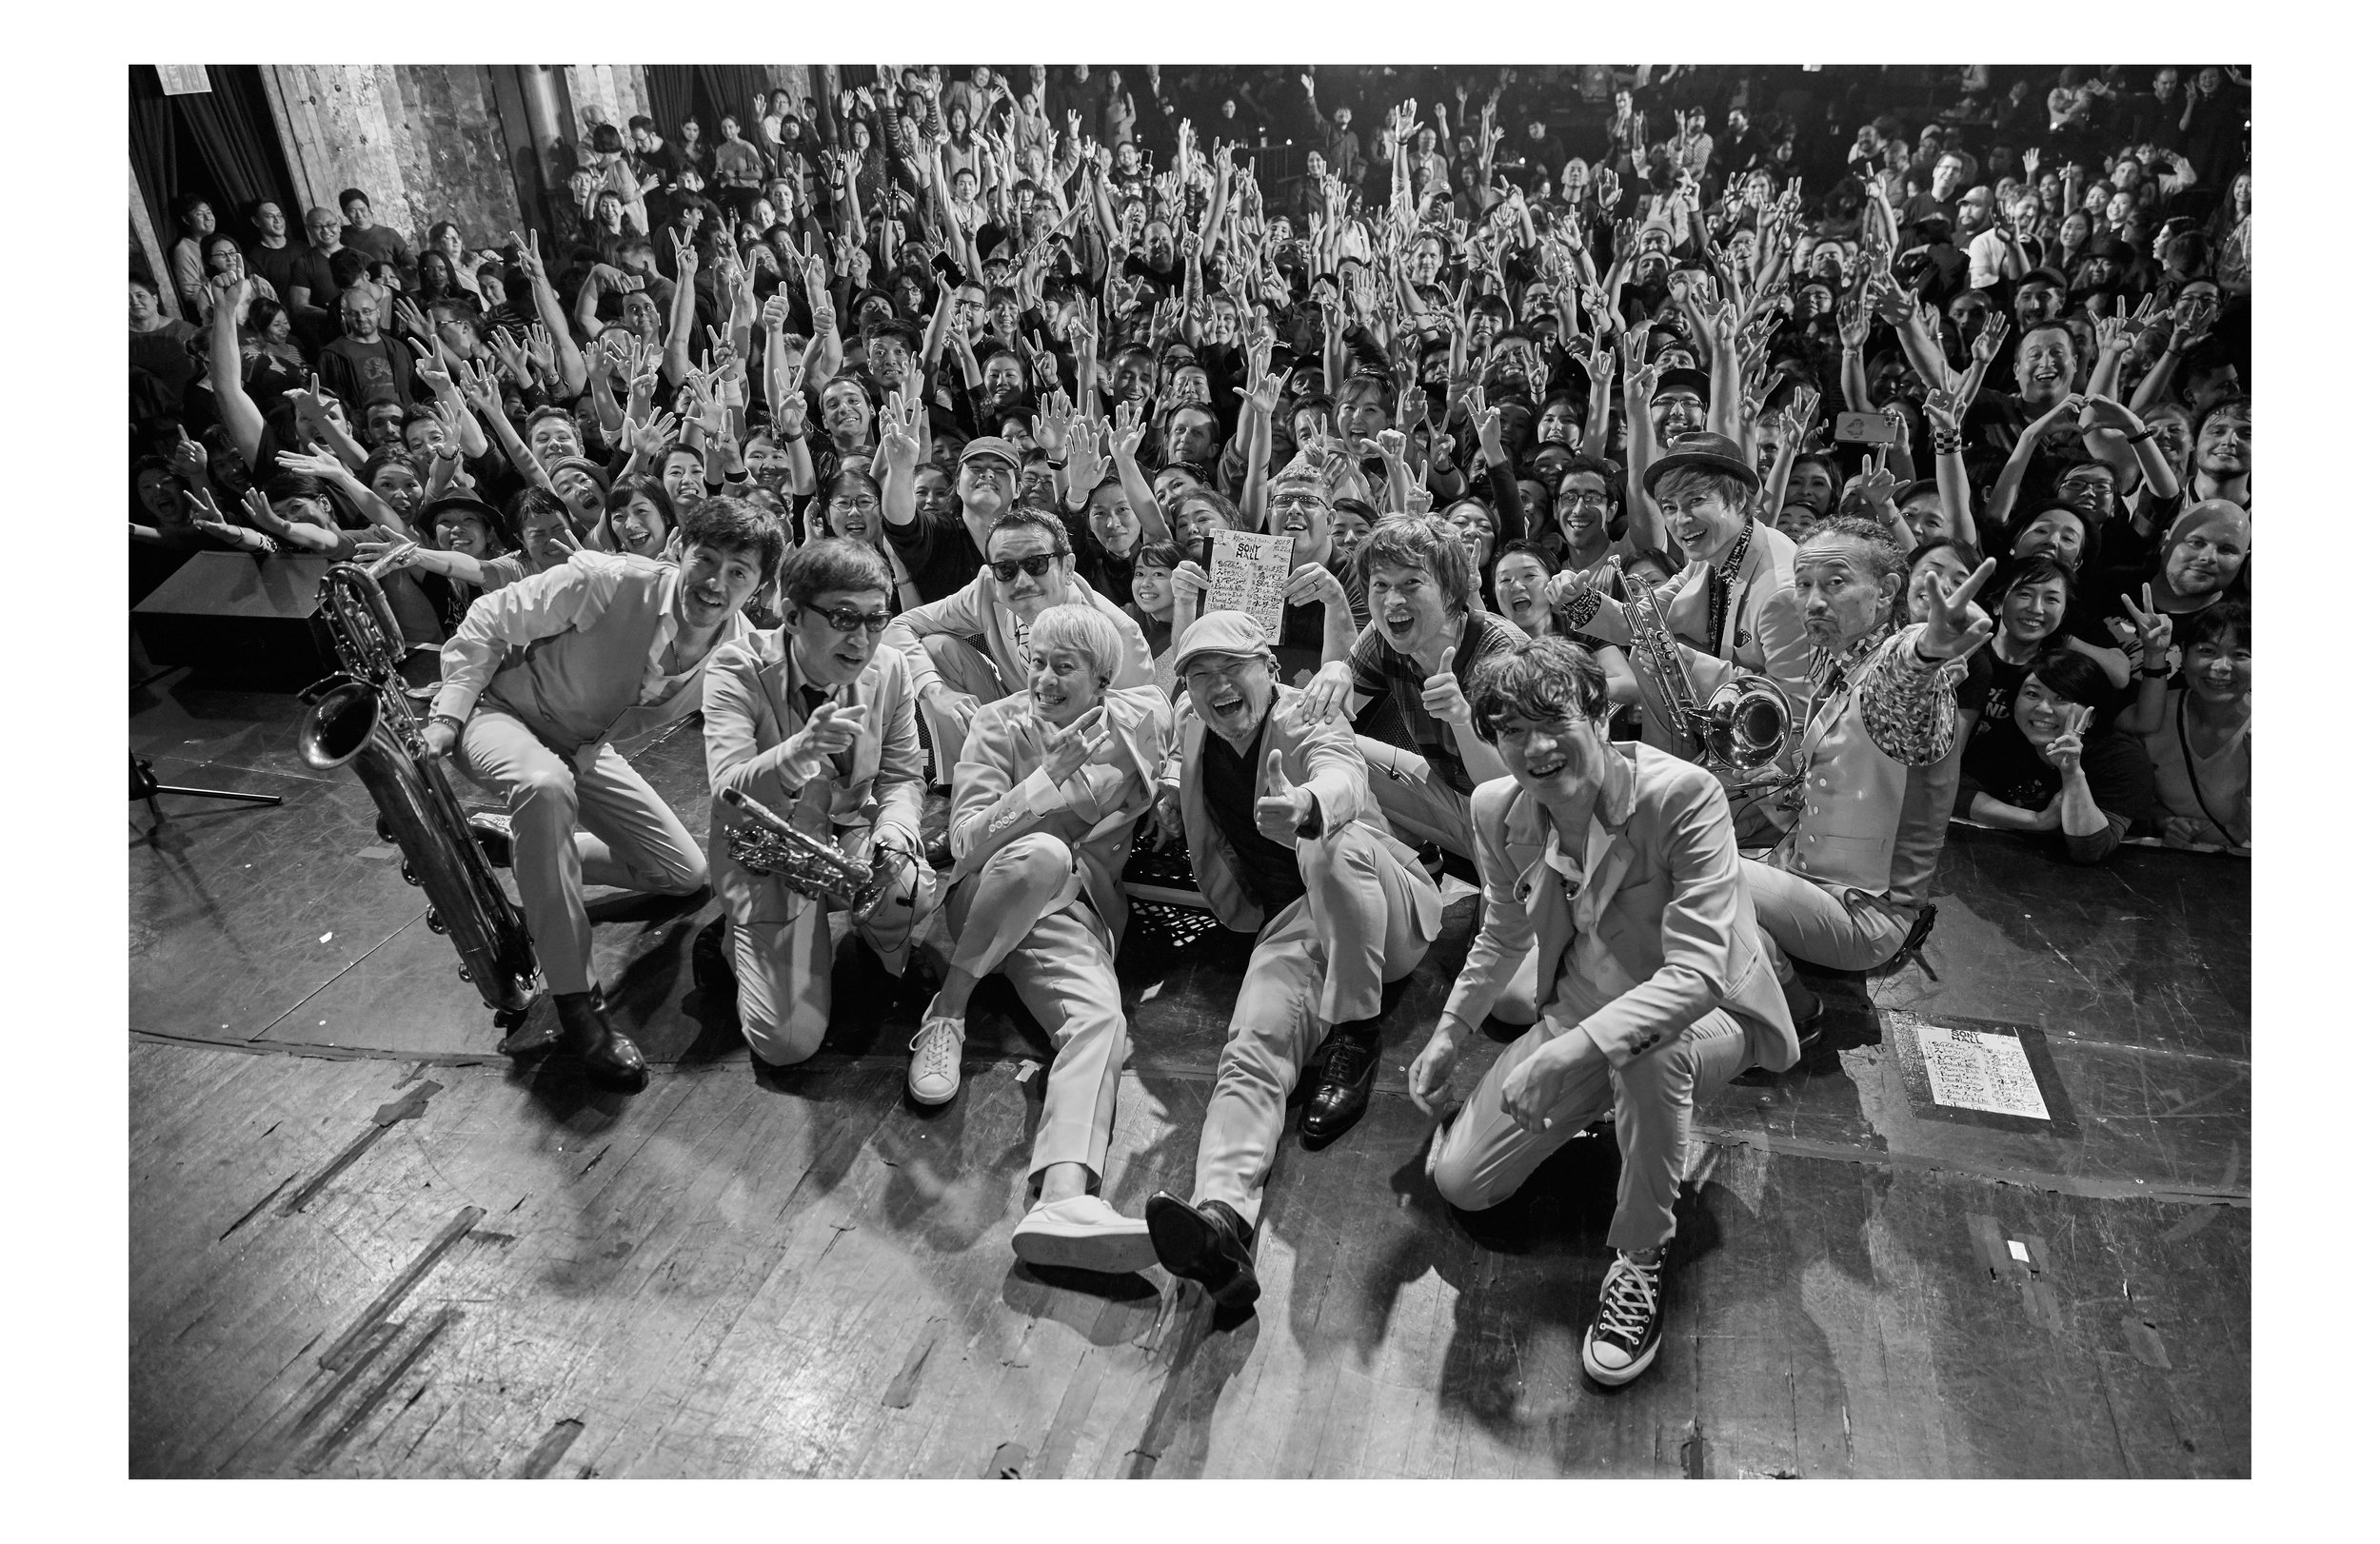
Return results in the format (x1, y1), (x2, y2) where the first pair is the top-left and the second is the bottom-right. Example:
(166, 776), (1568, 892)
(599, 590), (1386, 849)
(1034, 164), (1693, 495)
(262, 65), (526, 248)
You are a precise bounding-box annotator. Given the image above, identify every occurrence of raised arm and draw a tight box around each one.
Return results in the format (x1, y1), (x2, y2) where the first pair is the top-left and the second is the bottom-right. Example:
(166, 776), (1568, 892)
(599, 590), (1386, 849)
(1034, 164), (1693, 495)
(513, 231), (586, 399)
(207, 276), (265, 473)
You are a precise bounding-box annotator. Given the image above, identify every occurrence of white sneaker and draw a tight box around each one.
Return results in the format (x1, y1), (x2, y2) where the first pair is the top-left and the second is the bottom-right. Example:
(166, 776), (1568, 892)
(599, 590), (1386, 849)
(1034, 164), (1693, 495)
(906, 1016), (965, 1105)
(1009, 1195), (1159, 1275)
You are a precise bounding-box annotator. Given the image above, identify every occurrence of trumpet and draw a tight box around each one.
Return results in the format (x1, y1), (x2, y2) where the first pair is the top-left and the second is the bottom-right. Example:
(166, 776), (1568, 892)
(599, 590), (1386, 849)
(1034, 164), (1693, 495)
(1618, 570), (1795, 787)
(297, 554), (540, 1032)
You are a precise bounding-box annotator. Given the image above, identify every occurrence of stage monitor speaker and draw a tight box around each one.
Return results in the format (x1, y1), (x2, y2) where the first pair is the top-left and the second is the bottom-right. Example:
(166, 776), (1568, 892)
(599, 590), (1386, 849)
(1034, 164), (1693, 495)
(132, 553), (342, 692)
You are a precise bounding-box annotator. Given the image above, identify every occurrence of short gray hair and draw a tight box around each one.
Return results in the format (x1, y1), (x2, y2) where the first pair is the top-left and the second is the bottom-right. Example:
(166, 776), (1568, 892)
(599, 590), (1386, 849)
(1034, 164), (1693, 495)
(1027, 603), (1122, 687)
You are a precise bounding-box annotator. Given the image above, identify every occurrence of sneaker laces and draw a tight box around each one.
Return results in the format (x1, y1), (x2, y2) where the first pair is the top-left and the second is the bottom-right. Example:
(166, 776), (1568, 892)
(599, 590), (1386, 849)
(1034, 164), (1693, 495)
(908, 1018), (961, 1080)
(1597, 1256), (1662, 1347)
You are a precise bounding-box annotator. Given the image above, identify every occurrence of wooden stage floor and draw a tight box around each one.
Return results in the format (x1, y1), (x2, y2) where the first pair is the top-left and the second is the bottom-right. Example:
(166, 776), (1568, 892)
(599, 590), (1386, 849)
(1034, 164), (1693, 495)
(129, 669), (2250, 1478)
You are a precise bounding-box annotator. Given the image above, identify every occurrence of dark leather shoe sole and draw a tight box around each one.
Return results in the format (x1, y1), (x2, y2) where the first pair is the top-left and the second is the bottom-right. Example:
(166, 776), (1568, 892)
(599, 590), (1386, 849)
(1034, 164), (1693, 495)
(1145, 1193), (1259, 1313)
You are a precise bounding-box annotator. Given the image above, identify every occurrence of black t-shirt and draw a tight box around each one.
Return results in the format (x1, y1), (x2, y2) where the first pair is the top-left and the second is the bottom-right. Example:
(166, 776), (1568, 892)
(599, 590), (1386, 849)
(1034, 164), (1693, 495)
(1272, 548), (1368, 688)
(1200, 706), (1306, 921)
(1956, 723), (2157, 829)
(883, 506), (986, 604)
(248, 240), (310, 301)
(1064, 509), (1138, 608)
(1955, 644), (2026, 766)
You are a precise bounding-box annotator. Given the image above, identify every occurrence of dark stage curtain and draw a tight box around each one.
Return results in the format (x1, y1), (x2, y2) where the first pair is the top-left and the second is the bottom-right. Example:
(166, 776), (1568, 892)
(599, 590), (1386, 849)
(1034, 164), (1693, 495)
(696, 65), (769, 129)
(177, 67), (297, 220)
(128, 70), (178, 275)
(644, 65), (693, 140)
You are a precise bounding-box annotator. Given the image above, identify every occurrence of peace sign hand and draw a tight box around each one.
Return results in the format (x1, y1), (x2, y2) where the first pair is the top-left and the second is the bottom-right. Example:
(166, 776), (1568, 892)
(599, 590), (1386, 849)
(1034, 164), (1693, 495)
(2116, 584), (2173, 666)
(1914, 555), (1998, 663)
(2045, 704), (2091, 779)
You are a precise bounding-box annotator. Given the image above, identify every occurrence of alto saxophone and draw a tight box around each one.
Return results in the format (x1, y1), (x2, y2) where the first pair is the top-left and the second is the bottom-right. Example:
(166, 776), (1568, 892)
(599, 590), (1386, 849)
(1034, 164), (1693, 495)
(296, 555), (540, 1032)
(1618, 570), (1795, 790)
(721, 786), (889, 916)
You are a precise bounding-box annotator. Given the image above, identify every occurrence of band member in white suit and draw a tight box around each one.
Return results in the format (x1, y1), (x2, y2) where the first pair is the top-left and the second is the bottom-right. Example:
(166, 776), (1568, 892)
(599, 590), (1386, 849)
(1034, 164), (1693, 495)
(700, 539), (940, 1068)
(919, 603), (1170, 1274)
(882, 505), (1156, 776)
(1134, 611), (1446, 1313)
(1407, 636), (1798, 1389)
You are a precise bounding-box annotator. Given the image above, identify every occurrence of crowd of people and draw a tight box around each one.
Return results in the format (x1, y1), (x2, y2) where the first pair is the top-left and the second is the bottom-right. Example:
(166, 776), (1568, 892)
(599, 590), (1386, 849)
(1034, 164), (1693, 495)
(129, 62), (2250, 1389)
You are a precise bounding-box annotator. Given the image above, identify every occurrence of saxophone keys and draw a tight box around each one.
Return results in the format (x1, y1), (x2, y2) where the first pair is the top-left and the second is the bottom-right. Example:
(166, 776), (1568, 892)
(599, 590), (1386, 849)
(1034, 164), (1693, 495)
(424, 905), (446, 935)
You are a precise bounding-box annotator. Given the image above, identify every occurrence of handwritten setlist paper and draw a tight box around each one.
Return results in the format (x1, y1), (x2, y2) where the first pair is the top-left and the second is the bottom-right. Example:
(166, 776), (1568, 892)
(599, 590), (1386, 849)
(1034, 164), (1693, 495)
(1914, 1023), (2050, 1119)
(1205, 531), (1297, 643)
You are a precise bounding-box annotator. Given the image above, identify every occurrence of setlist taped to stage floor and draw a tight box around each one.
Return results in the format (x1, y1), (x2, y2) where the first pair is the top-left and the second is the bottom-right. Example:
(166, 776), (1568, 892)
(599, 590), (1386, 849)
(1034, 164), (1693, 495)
(1912, 1022), (2051, 1119)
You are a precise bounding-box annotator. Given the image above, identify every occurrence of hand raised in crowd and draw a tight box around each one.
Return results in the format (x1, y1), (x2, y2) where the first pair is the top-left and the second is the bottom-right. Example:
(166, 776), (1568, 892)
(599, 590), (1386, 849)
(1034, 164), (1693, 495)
(2044, 704), (2092, 780)
(1914, 556), (1998, 663)
(2114, 584), (2175, 670)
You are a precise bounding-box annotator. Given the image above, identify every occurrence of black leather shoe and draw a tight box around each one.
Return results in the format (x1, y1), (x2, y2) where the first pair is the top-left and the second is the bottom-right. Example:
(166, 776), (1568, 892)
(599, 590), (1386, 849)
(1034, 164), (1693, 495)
(692, 915), (736, 1002)
(1299, 1023), (1382, 1147)
(466, 812), (513, 870)
(1144, 1192), (1259, 1313)
(553, 989), (648, 1093)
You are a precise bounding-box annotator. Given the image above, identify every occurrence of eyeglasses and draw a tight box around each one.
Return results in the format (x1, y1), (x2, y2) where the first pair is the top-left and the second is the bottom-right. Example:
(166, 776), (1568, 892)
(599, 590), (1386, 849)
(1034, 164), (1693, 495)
(803, 603), (893, 635)
(825, 496), (880, 515)
(988, 553), (1060, 582)
(1557, 492), (1610, 511)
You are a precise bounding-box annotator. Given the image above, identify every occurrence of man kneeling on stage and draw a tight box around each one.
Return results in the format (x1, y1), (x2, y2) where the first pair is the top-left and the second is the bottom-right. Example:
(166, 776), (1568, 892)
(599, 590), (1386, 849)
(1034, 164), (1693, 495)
(1407, 637), (1798, 1388)
(426, 497), (778, 1092)
(701, 539), (940, 1068)
(1136, 611), (1445, 1312)
(922, 603), (1171, 1272)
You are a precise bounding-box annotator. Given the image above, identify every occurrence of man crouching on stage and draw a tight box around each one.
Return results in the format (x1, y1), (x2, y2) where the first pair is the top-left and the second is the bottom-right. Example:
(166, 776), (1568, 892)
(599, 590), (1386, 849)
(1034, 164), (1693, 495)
(425, 497), (779, 1092)
(1135, 611), (1445, 1313)
(922, 603), (1171, 1273)
(1406, 637), (1798, 1388)
(700, 538), (940, 1069)
(1740, 519), (1996, 1027)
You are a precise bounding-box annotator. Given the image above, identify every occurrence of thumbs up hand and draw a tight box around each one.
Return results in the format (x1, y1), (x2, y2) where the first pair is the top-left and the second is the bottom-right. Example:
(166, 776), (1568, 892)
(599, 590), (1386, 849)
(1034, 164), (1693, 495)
(1253, 747), (1314, 846)
(1420, 644), (1470, 727)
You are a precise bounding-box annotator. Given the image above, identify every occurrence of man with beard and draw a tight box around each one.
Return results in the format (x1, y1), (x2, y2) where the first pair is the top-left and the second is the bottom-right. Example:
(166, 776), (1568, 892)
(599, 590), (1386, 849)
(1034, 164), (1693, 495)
(883, 502), (1156, 780)
(1742, 518), (1998, 1030)
(699, 539), (939, 1069)
(426, 498), (778, 1092)
(1134, 609), (1445, 1309)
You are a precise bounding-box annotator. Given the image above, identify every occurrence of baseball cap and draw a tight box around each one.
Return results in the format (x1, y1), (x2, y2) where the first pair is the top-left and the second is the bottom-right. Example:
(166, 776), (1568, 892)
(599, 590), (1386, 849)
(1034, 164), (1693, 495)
(1175, 610), (1275, 666)
(2016, 267), (2070, 290)
(1651, 368), (1711, 405)
(959, 436), (1021, 469)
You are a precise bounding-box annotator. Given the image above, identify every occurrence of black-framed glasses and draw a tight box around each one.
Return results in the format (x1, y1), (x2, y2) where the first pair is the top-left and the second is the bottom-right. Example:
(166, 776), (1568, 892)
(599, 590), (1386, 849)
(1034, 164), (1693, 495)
(825, 495), (880, 515)
(802, 603), (893, 635)
(988, 553), (1060, 582)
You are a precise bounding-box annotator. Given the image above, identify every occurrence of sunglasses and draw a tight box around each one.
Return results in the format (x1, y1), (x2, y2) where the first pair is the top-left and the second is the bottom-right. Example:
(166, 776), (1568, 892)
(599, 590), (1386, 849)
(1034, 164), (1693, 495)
(988, 552), (1060, 582)
(802, 603), (893, 635)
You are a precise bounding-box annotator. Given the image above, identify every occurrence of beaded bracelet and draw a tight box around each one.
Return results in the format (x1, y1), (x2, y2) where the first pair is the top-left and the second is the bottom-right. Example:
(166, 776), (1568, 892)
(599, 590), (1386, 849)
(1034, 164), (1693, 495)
(1560, 586), (1606, 632)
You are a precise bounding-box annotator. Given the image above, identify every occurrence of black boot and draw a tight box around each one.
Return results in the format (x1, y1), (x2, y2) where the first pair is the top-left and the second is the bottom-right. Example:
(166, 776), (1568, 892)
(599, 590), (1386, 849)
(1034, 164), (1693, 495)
(466, 811), (513, 869)
(691, 915), (736, 1002)
(553, 988), (648, 1093)
(1144, 1192), (1259, 1313)
(1299, 1021), (1382, 1147)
